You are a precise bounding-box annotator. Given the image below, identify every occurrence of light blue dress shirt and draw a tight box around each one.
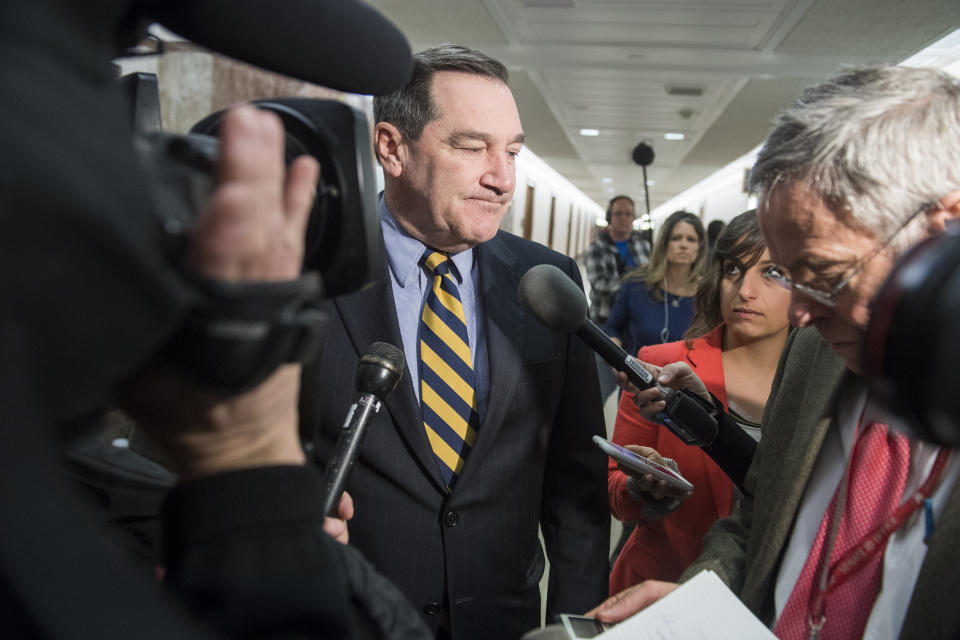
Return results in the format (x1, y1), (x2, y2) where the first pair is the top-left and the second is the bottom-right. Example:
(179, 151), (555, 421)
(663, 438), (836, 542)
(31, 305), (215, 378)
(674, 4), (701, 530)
(379, 196), (489, 419)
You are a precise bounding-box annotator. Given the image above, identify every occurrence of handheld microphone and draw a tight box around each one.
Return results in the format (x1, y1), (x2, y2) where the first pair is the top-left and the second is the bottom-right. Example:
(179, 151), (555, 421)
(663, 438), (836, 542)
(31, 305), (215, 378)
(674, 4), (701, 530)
(518, 264), (717, 446)
(321, 341), (405, 517)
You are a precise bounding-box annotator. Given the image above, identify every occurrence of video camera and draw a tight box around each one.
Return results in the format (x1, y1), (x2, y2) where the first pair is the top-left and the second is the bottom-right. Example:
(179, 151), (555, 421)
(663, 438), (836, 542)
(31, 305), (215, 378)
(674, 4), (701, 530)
(865, 221), (960, 446)
(119, 71), (383, 394)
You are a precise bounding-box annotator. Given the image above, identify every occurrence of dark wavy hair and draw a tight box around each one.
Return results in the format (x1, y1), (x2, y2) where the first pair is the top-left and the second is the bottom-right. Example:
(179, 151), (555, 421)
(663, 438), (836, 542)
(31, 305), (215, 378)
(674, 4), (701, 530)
(683, 209), (764, 342)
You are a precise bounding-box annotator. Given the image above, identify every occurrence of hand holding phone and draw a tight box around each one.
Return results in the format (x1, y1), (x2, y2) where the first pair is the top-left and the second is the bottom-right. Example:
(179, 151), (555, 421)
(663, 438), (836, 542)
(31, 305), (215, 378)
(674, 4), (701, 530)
(593, 435), (694, 492)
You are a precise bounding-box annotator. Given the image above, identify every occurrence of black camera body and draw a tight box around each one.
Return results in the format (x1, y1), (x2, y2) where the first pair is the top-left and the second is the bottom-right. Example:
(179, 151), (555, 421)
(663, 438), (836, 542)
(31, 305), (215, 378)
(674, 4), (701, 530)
(123, 72), (382, 298)
(121, 72), (383, 393)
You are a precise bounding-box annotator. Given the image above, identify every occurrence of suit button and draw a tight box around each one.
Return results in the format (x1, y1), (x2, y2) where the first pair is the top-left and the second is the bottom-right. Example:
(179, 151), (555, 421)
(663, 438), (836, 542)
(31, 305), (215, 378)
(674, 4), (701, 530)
(444, 511), (459, 527)
(423, 601), (442, 616)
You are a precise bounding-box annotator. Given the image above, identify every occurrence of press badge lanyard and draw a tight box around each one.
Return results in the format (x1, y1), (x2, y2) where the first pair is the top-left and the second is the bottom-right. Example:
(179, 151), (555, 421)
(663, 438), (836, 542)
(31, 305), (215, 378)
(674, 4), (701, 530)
(805, 414), (951, 640)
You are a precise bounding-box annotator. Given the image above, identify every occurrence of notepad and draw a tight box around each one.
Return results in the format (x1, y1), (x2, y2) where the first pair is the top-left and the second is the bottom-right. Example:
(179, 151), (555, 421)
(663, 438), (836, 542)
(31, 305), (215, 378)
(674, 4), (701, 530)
(598, 570), (777, 640)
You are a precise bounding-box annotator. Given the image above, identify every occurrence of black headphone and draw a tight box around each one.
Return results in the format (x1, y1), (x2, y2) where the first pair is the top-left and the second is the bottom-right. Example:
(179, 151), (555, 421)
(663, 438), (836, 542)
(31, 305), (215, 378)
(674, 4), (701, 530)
(865, 221), (960, 445)
(606, 195), (635, 224)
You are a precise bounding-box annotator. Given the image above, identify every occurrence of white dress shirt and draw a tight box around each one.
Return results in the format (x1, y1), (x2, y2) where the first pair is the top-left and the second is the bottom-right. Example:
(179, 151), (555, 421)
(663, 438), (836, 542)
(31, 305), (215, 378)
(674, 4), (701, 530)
(773, 381), (959, 638)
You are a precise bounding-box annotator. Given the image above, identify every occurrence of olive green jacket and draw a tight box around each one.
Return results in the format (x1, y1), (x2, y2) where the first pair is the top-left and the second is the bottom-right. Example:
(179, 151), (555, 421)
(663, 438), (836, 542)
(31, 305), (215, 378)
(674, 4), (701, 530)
(681, 327), (960, 639)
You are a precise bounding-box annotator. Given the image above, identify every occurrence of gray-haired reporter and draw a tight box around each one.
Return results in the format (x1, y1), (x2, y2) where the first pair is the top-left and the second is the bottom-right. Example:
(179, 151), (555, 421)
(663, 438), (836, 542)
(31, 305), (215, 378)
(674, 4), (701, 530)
(590, 65), (960, 640)
(0, 0), (432, 637)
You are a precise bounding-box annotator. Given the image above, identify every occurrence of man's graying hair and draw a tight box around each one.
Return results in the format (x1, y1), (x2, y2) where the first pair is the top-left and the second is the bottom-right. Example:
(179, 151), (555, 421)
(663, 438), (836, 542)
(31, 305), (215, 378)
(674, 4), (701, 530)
(374, 44), (509, 141)
(749, 65), (960, 253)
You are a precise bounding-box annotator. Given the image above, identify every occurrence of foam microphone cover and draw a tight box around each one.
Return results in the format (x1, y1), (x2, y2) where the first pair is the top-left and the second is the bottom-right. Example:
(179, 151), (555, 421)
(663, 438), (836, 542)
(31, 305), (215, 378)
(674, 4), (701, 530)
(518, 264), (588, 333)
(142, 0), (413, 95)
(355, 341), (405, 400)
(632, 141), (655, 167)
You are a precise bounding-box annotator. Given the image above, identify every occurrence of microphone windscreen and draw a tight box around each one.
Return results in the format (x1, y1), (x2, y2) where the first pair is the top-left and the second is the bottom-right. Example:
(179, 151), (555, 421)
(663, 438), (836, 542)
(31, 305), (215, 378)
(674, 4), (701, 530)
(356, 341), (405, 399)
(632, 141), (655, 167)
(144, 0), (413, 95)
(518, 264), (588, 333)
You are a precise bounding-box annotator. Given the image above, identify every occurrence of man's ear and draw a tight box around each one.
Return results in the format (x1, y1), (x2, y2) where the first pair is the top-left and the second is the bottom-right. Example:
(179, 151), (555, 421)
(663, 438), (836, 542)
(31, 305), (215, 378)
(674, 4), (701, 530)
(927, 188), (960, 231)
(374, 122), (406, 178)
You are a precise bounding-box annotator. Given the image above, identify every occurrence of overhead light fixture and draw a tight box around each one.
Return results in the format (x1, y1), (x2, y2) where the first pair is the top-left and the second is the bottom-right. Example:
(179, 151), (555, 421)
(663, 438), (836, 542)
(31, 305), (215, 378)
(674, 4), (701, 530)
(580, 128), (600, 137)
(523, 0), (575, 7)
(646, 180), (655, 186)
(602, 177), (613, 183)
(666, 86), (703, 97)
(664, 132), (685, 141)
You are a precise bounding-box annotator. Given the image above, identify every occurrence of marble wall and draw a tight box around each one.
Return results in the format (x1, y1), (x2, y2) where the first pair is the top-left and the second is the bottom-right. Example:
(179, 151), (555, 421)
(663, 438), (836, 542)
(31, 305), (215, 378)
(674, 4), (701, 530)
(117, 45), (372, 134)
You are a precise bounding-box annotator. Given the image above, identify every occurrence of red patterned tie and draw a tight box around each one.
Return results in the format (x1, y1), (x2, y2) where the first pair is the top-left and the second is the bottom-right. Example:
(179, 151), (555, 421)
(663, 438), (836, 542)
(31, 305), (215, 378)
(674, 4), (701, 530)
(774, 422), (910, 640)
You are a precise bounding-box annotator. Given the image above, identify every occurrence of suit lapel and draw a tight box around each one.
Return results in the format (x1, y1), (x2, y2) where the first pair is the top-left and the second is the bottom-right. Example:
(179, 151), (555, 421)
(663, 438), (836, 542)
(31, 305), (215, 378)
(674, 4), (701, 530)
(334, 274), (448, 492)
(747, 337), (848, 598)
(902, 469), (960, 636)
(455, 235), (524, 487)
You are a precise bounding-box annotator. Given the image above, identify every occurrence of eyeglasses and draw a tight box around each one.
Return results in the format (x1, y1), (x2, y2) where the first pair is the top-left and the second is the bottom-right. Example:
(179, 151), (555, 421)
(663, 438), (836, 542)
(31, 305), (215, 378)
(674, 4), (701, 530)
(761, 202), (933, 308)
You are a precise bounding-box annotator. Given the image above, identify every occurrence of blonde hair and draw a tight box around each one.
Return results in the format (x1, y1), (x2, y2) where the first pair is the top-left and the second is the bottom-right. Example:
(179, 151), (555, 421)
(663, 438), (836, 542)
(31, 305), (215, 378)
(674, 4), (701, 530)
(624, 210), (706, 301)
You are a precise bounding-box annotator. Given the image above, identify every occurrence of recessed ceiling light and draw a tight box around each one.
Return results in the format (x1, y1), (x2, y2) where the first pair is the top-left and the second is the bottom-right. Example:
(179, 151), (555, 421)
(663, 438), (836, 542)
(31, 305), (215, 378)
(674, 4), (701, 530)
(646, 180), (655, 186)
(666, 86), (703, 97)
(523, 0), (575, 7)
(664, 132), (685, 141)
(580, 128), (600, 137)
(602, 178), (613, 183)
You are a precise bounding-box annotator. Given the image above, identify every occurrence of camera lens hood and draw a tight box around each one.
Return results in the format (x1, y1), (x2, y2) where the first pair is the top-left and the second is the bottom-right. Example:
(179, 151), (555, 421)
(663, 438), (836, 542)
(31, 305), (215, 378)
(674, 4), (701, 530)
(865, 223), (960, 445)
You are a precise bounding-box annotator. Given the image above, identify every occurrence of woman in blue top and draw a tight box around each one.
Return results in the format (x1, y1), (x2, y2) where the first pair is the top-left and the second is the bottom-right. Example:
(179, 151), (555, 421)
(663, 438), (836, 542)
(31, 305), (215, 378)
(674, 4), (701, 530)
(605, 210), (707, 355)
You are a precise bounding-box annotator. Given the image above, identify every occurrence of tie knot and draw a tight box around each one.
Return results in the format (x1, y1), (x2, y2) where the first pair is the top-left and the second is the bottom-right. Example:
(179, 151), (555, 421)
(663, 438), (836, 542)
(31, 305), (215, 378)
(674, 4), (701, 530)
(423, 250), (452, 278)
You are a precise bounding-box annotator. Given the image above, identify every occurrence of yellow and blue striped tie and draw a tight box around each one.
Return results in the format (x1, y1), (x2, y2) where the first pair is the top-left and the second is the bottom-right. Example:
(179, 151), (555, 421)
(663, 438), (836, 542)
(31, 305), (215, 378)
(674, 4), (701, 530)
(419, 250), (479, 487)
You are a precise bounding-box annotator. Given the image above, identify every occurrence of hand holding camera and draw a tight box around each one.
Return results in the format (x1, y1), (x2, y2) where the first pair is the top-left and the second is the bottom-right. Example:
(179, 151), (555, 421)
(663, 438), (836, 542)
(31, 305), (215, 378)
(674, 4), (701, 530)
(187, 105), (318, 284)
(120, 105), (317, 479)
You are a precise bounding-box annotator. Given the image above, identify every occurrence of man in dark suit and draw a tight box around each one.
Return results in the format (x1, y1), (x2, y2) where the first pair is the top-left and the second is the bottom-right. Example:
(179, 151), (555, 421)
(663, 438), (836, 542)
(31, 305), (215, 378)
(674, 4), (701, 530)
(301, 45), (610, 640)
(589, 66), (960, 639)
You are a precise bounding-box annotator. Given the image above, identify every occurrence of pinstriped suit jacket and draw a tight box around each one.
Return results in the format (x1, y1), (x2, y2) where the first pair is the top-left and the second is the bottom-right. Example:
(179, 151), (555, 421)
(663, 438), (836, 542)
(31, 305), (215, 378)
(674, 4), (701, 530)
(300, 230), (610, 640)
(680, 327), (960, 639)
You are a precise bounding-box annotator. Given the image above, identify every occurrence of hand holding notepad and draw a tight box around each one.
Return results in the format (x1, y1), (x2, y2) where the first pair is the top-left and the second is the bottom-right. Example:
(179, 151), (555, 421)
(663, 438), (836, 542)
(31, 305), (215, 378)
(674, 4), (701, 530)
(595, 571), (776, 640)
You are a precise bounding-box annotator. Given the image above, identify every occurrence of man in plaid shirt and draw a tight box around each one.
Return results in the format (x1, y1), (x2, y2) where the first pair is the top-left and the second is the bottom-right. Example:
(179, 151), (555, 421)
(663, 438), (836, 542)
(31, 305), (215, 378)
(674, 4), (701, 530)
(585, 195), (651, 326)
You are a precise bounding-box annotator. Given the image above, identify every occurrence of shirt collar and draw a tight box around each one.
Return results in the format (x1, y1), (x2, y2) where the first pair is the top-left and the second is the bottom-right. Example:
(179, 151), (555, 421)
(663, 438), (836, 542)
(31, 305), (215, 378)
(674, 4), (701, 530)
(379, 194), (474, 286)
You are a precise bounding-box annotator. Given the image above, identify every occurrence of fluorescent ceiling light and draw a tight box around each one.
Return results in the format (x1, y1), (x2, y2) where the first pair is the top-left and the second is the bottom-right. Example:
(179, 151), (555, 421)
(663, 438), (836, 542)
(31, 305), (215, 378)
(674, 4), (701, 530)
(602, 177), (613, 183)
(580, 128), (600, 137)
(664, 132), (685, 141)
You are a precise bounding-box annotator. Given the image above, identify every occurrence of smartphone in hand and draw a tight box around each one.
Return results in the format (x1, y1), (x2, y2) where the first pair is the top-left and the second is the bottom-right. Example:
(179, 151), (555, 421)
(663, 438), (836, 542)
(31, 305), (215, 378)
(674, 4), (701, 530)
(592, 435), (694, 492)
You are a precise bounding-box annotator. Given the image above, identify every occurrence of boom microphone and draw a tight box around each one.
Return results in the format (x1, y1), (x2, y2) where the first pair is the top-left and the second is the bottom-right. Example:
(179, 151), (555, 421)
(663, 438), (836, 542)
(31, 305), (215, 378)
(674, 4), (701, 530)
(321, 341), (405, 517)
(518, 264), (717, 446)
(142, 0), (413, 96)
